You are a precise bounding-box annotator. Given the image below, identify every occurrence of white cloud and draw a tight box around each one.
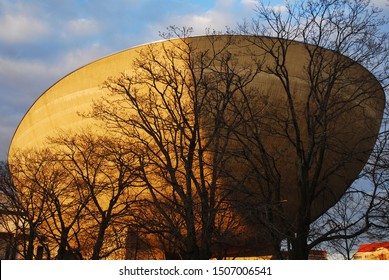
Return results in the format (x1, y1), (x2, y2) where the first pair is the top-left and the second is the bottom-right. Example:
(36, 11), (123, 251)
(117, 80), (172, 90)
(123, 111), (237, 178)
(60, 44), (109, 71)
(240, 0), (258, 9)
(65, 18), (99, 37)
(0, 44), (108, 89)
(216, 0), (235, 9)
(145, 0), (291, 37)
(0, 45), (108, 113)
(0, 42), (109, 160)
(0, 56), (55, 88)
(179, 9), (235, 33)
(370, 0), (389, 8)
(271, 4), (288, 13)
(0, 13), (50, 43)
(151, 1), (240, 36)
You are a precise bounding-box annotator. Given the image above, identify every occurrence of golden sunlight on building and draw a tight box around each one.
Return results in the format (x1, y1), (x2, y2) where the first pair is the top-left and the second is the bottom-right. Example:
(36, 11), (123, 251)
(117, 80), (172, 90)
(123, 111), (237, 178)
(353, 242), (389, 260)
(6, 35), (385, 259)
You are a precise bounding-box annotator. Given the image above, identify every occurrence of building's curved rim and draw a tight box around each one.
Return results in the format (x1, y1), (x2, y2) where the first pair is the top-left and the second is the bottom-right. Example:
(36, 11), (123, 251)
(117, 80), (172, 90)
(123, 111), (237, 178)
(7, 34), (386, 160)
(6, 37), (165, 160)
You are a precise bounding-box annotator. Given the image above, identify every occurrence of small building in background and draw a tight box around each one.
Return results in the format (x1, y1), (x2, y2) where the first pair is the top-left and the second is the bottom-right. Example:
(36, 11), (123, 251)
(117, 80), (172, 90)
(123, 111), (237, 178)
(212, 250), (328, 260)
(353, 242), (389, 260)
(308, 250), (328, 260)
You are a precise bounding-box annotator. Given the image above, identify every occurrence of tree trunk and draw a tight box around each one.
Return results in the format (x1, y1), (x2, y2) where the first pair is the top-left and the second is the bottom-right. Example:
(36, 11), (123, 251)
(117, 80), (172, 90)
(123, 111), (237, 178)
(25, 228), (36, 259)
(91, 218), (109, 260)
(291, 161), (311, 260)
(290, 226), (310, 259)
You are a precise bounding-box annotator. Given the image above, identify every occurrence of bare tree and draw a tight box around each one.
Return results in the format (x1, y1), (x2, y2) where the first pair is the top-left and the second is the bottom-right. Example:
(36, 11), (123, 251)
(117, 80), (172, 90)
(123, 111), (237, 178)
(5, 151), (64, 260)
(0, 161), (25, 259)
(4, 133), (144, 260)
(91, 27), (262, 259)
(32, 150), (91, 260)
(364, 120), (389, 239)
(309, 116), (389, 259)
(5, 1), (387, 261)
(50, 131), (143, 259)
(310, 188), (370, 259)
(8, 148), (94, 260)
(235, 0), (388, 259)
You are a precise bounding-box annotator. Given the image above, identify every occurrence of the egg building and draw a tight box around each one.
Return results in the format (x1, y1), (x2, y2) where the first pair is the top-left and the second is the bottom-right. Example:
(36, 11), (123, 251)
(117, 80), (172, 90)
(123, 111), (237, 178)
(7, 35), (385, 259)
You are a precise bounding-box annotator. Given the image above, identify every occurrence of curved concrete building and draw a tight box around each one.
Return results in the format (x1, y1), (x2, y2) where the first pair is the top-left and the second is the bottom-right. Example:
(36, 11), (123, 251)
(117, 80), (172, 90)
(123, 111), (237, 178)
(8, 35), (385, 258)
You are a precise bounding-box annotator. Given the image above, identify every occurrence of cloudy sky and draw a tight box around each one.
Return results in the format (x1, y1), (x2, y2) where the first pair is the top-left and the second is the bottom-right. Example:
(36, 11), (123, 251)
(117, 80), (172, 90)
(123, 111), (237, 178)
(0, 0), (388, 160)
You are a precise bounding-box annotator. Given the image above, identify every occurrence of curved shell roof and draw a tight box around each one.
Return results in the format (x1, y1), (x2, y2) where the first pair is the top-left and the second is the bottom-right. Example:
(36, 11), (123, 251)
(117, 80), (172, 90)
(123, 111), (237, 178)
(8, 35), (385, 233)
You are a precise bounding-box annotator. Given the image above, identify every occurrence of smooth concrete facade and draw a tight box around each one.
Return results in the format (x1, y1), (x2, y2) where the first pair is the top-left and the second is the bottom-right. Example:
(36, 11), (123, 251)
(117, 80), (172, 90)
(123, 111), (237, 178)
(8, 35), (385, 258)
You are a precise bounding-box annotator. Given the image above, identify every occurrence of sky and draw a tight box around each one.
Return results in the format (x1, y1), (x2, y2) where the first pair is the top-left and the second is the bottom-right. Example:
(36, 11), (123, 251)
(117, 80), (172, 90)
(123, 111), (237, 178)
(0, 0), (388, 161)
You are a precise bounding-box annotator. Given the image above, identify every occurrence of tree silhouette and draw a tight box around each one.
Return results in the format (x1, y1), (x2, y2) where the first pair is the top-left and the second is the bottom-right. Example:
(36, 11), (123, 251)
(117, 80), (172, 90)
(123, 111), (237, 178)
(235, 0), (388, 259)
(92, 28), (263, 259)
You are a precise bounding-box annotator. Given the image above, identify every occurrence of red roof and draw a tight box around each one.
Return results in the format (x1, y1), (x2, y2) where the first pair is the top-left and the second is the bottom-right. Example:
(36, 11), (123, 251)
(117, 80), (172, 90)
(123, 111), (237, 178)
(357, 242), (389, 253)
(309, 250), (327, 256)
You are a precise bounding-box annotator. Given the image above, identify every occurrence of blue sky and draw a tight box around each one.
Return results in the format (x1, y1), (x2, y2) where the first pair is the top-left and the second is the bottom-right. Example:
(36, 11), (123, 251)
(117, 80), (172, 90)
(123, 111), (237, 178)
(0, 0), (388, 160)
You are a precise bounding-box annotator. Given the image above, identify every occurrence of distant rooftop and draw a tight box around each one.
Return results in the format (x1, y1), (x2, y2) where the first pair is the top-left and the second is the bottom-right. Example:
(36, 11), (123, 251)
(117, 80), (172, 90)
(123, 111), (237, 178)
(357, 242), (389, 253)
